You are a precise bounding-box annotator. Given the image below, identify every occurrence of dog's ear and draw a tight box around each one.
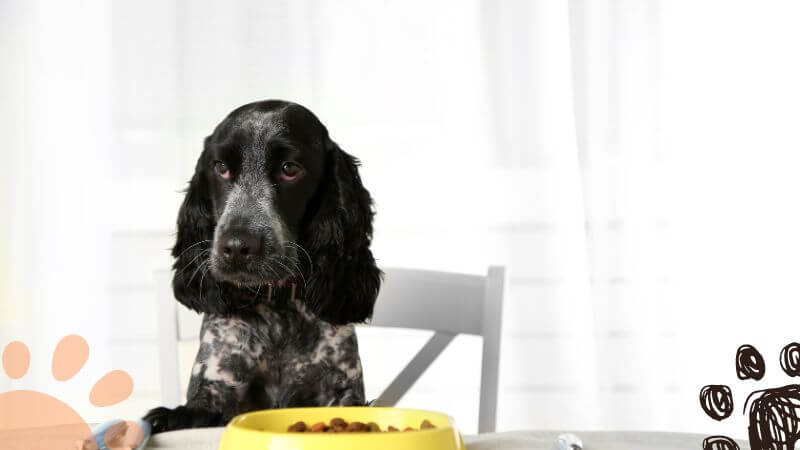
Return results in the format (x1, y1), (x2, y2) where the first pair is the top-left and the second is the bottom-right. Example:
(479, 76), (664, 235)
(299, 140), (383, 325)
(171, 154), (219, 314)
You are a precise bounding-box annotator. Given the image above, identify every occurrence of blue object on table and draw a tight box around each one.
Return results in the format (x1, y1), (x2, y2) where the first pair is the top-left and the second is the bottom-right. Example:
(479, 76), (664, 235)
(555, 433), (584, 450)
(89, 419), (151, 450)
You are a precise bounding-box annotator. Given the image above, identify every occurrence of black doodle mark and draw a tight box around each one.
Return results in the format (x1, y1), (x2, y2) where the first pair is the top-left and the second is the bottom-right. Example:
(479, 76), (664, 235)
(736, 344), (765, 381)
(745, 384), (800, 450)
(700, 343), (800, 450)
(779, 343), (800, 377)
(699, 385), (734, 421)
(702, 435), (740, 450)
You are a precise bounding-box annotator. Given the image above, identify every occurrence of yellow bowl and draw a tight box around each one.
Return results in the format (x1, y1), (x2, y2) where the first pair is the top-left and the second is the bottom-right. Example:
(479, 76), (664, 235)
(218, 406), (466, 450)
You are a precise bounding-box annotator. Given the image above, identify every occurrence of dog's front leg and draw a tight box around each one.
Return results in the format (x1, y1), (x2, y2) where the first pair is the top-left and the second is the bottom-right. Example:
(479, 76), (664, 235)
(144, 316), (262, 433)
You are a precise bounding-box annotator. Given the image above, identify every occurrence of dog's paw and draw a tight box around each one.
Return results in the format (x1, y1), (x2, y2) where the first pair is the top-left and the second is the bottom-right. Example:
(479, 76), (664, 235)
(143, 405), (225, 433)
(700, 343), (800, 450)
(143, 406), (175, 434)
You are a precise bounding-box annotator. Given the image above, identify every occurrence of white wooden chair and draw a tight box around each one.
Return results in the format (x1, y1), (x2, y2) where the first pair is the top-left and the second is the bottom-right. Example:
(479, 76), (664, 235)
(155, 266), (505, 433)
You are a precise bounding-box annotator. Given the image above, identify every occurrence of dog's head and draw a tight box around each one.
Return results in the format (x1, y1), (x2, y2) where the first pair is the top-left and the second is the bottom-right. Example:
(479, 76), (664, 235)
(172, 100), (381, 324)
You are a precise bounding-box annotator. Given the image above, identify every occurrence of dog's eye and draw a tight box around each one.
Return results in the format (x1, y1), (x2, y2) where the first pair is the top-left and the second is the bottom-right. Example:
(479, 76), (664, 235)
(214, 162), (231, 180)
(280, 162), (303, 181)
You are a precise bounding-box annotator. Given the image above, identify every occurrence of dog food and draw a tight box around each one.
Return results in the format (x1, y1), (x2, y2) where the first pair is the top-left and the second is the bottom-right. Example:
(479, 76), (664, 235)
(287, 418), (436, 433)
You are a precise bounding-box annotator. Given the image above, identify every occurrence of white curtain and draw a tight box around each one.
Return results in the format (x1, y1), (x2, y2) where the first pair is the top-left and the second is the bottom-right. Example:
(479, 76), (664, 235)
(4, 0), (800, 438)
(0, 0), (116, 417)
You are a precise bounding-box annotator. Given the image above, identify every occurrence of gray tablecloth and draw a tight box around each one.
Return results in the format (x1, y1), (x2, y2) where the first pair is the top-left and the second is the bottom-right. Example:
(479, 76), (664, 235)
(145, 428), (750, 450)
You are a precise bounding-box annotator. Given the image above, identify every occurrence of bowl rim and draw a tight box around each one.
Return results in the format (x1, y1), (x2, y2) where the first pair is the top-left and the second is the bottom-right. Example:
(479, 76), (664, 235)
(225, 406), (458, 437)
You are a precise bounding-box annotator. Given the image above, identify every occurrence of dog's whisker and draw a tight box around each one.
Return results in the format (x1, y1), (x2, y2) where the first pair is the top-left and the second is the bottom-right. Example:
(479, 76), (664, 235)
(267, 255), (294, 278)
(283, 241), (314, 275)
(274, 245), (307, 277)
(262, 258), (283, 282)
(287, 256), (309, 286)
(187, 257), (210, 287)
(213, 276), (226, 306)
(276, 254), (307, 287)
(177, 249), (211, 278)
(177, 248), (209, 272)
(253, 273), (265, 298)
(272, 256), (307, 288)
(198, 262), (210, 306)
(282, 243), (311, 274)
(175, 240), (211, 259)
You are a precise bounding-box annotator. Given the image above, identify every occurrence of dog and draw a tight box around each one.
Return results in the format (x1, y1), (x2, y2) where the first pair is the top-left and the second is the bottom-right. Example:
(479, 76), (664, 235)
(143, 100), (382, 433)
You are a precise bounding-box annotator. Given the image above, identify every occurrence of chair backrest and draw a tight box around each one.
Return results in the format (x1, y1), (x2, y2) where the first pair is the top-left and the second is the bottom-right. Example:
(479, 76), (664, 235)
(367, 266), (505, 433)
(155, 266), (505, 433)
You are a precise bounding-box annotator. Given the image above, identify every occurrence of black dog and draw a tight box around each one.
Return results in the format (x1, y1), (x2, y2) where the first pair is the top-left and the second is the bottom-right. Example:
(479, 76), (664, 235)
(144, 100), (382, 433)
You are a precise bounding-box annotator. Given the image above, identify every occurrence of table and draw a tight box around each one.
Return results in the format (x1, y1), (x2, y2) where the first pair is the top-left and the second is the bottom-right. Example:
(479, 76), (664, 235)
(145, 428), (750, 450)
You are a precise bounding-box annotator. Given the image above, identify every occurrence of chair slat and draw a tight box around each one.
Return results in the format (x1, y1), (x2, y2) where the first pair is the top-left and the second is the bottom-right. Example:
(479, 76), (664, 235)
(155, 270), (181, 407)
(369, 268), (484, 335)
(371, 331), (456, 407)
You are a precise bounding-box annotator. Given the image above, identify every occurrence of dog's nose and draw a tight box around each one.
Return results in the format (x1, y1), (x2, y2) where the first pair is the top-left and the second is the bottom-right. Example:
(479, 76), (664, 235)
(221, 232), (263, 264)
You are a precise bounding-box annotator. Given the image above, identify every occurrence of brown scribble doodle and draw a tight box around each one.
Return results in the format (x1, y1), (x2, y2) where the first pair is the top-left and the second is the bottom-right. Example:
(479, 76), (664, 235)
(745, 384), (800, 450)
(736, 344), (765, 381)
(702, 435), (740, 450)
(700, 385), (734, 421)
(699, 343), (800, 450)
(780, 343), (800, 377)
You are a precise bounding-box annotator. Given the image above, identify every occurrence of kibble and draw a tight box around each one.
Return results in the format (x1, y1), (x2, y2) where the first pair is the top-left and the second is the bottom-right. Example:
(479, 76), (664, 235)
(309, 422), (328, 433)
(287, 418), (437, 433)
(287, 421), (307, 432)
(330, 418), (347, 429)
(346, 421), (369, 432)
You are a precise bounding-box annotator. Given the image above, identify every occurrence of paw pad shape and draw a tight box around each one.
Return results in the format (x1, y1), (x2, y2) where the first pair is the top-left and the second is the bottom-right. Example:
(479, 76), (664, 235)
(0, 335), (134, 449)
(700, 343), (800, 450)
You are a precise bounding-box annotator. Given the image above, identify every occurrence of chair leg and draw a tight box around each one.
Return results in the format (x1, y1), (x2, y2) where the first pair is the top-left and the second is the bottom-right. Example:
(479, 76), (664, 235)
(478, 266), (505, 433)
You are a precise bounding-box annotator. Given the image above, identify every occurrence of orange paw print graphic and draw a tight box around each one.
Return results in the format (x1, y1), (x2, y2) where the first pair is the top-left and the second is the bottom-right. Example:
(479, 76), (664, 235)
(0, 335), (137, 450)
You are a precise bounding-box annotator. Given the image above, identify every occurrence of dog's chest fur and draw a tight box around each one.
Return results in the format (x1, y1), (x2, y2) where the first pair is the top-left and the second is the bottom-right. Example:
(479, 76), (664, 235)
(186, 287), (365, 419)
